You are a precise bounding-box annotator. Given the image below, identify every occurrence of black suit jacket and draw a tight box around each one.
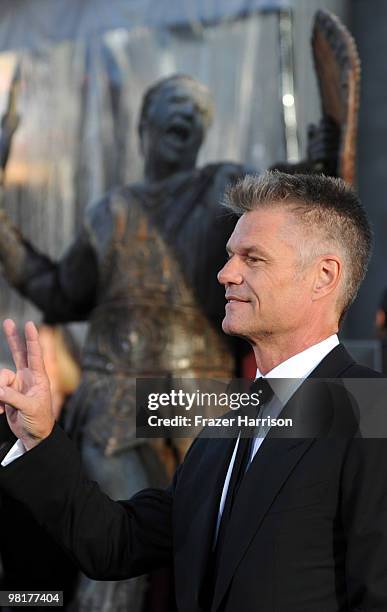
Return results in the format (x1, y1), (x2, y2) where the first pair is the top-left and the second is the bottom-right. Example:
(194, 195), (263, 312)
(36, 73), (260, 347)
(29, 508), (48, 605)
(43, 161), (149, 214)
(0, 345), (386, 612)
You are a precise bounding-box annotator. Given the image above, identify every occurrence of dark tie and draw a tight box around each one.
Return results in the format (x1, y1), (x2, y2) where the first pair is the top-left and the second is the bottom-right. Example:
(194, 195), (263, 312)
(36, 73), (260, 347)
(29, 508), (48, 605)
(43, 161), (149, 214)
(201, 378), (274, 609)
(215, 378), (274, 549)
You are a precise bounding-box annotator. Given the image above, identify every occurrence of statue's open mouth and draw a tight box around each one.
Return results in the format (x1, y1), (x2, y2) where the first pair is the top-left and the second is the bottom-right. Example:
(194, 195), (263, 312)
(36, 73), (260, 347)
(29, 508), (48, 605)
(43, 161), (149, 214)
(165, 122), (191, 145)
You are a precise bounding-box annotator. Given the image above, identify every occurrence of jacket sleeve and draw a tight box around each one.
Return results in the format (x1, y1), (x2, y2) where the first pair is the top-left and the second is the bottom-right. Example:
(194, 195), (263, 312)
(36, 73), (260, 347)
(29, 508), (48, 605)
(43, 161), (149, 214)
(0, 424), (175, 580)
(341, 438), (387, 610)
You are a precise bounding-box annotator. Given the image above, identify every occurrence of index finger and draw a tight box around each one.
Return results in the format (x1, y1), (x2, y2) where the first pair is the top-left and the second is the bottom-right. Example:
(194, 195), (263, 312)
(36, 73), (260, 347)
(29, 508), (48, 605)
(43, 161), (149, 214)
(3, 319), (27, 370)
(25, 321), (46, 375)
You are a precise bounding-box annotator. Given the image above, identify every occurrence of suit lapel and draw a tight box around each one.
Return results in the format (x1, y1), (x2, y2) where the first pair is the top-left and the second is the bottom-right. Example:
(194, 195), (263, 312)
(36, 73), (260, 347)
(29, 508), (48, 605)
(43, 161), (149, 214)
(212, 437), (313, 611)
(211, 343), (356, 610)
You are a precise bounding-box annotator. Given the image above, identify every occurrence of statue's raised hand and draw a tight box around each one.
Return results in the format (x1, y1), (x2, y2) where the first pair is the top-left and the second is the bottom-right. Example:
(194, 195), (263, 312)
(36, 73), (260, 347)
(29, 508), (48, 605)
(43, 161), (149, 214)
(0, 319), (54, 450)
(307, 116), (340, 176)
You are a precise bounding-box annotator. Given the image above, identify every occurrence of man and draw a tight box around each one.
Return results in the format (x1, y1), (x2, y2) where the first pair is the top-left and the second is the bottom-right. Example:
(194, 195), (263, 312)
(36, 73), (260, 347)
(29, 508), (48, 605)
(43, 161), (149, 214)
(1, 170), (383, 612)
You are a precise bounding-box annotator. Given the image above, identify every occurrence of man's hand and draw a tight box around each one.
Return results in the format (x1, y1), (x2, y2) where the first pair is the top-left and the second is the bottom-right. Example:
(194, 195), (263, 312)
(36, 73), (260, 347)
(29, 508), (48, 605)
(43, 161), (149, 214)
(0, 319), (54, 450)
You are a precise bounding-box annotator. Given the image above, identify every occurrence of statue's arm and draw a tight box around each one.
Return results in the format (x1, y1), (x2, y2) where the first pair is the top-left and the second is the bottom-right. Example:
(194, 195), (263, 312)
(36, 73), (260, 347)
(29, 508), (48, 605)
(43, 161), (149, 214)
(0, 209), (98, 323)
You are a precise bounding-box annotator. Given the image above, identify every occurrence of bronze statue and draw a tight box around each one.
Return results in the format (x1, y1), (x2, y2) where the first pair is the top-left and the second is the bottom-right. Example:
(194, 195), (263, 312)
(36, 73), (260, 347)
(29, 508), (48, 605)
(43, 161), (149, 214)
(0, 70), (341, 610)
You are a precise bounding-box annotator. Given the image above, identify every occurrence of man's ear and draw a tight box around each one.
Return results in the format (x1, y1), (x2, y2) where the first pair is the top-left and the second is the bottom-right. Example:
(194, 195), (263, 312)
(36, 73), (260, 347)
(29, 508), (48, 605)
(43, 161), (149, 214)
(312, 255), (341, 301)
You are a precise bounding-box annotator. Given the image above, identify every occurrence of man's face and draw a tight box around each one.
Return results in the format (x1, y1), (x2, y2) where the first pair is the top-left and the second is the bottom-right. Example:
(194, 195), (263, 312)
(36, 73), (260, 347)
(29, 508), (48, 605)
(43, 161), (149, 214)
(218, 206), (316, 342)
(140, 80), (209, 169)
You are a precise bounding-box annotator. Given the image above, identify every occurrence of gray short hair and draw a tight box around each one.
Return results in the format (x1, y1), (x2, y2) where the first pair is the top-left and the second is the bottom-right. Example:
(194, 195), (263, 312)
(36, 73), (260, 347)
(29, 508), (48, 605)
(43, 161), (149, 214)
(224, 171), (373, 325)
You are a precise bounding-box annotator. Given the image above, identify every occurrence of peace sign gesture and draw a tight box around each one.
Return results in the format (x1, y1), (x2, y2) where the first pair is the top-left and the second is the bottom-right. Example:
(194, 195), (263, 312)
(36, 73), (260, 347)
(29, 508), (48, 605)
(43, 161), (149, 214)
(0, 319), (54, 450)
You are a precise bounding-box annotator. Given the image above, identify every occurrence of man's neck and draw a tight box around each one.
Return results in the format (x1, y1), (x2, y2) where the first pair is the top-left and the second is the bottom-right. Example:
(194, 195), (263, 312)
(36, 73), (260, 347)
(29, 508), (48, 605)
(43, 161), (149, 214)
(252, 329), (339, 376)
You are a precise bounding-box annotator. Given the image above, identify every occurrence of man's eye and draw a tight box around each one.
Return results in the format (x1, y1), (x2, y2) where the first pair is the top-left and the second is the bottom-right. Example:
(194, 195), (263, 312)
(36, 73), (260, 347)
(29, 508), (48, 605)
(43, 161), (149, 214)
(246, 256), (260, 263)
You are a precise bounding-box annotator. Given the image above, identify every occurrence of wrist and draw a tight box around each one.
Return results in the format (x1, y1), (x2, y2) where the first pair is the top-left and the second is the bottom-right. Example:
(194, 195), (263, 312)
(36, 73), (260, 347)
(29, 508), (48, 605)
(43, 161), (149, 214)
(21, 423), (55, 451)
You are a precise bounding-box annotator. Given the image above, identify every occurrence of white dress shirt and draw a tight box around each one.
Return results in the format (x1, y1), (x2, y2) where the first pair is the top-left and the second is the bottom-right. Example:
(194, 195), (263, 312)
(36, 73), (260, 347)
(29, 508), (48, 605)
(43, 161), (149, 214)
(215, 334), (339, 540)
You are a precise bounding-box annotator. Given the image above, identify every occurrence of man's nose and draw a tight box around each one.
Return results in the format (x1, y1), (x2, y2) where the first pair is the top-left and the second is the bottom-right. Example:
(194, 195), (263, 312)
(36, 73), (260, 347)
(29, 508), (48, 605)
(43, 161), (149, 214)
(217, 258), (243, 286)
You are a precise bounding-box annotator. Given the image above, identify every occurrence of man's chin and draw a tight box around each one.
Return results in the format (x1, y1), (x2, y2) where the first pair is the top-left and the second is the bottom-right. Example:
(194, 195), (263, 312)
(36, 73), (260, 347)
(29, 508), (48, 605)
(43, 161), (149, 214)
(222, 318), (246, 338)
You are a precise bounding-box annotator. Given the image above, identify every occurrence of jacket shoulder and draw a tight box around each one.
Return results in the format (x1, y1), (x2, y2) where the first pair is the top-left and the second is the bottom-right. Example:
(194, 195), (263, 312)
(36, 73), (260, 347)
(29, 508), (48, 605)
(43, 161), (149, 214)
(342, 362), (385, 378)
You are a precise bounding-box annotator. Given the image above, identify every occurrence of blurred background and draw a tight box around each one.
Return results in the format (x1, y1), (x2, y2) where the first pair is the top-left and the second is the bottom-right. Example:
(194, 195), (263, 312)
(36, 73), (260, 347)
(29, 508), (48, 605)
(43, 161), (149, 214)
(0, 0), (385, 370)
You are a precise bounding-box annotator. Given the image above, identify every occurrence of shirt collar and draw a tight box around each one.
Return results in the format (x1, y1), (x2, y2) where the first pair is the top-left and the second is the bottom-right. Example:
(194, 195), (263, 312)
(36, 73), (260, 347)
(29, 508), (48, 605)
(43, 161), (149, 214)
(255, 334), (339, 405)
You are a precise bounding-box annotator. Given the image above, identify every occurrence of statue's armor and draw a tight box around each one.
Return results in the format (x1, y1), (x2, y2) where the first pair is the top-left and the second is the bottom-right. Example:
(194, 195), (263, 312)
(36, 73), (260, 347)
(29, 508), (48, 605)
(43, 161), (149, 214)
(65, 163), (244, 454)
